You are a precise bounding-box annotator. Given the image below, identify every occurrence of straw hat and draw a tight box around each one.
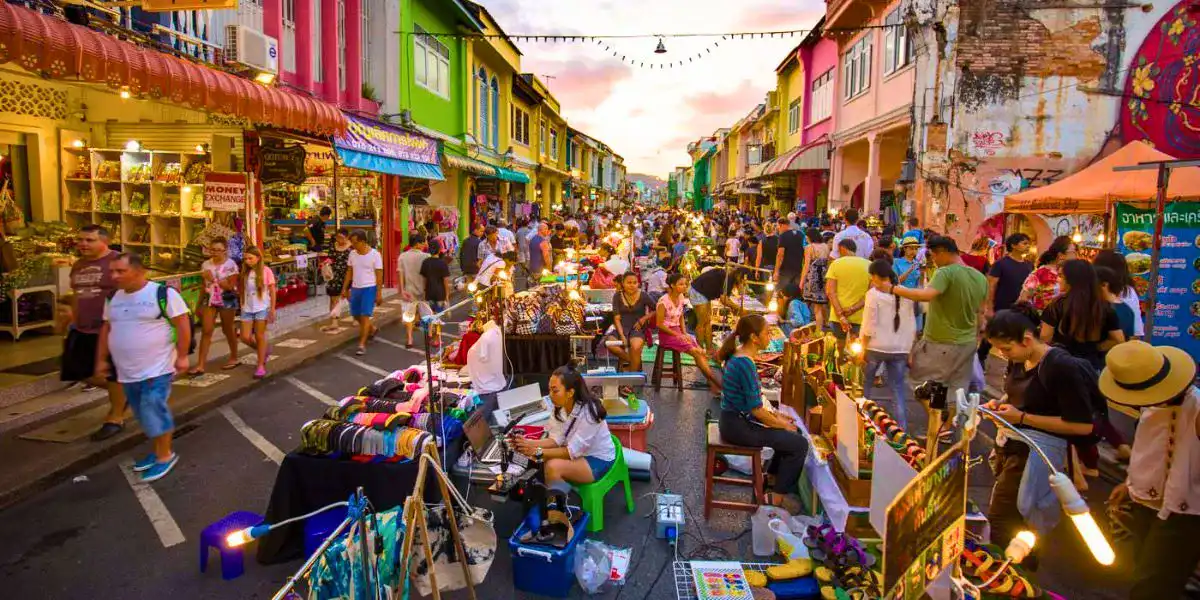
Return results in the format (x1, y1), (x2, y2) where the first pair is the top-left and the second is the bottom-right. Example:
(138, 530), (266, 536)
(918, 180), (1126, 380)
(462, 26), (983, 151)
(901, 236), (920, 247)
(1099, 341), (1196, 407)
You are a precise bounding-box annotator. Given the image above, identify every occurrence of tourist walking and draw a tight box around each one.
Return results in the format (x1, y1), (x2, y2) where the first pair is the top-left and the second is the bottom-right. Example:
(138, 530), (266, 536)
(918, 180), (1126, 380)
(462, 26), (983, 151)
(97, 252), (190, 482)
(342, 231), (383, 356)
(398, 234), (431, 348)
(1018, 235), (1076, 312)
(862, 260), (917, 429)
(799, 228), (829, 331)
(237, 246), (276, 379)
(831, 208), (874, 259)
(322, 228), (352, 332)
(460, 222), (485, 281)
(191, 236), (240, 375)
(825, 239), (871, 355)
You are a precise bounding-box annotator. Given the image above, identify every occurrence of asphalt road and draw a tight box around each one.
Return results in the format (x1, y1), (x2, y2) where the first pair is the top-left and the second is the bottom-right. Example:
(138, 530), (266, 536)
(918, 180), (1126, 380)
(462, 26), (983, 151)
(0, 322), (1149, 600)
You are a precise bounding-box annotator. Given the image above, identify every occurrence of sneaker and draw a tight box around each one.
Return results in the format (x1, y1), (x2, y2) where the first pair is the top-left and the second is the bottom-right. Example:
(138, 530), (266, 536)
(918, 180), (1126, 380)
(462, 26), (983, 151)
(132, 453), (157, 472)
(355, 347), (366, 356)
(140, 454), (179, 482)
(90, 422), (124, 442)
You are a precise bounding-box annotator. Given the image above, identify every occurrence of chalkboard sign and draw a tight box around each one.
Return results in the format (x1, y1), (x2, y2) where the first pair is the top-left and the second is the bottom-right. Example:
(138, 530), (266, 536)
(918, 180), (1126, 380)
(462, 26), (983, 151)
(258, 143), (307, 185)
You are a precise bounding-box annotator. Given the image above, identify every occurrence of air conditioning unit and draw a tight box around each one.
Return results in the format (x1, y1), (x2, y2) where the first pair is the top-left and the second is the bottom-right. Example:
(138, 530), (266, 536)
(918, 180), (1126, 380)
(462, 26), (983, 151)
(224, 25), (279, 74)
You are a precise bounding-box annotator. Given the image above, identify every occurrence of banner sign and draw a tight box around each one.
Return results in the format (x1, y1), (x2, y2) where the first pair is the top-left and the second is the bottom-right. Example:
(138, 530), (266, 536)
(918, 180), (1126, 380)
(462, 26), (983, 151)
(883, 442), (967, 600)
(1115, 202), (1200, 362)
(203, 172), (248, 212)
(335, 115), (439, 165)
(258, 143), (307, 185)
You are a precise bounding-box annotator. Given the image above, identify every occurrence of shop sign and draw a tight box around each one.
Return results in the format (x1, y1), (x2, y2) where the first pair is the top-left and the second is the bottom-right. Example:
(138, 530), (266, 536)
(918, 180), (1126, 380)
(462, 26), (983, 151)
(258, 143), (307, 185)
(335, 115), (439, 165)
(883, 442), (967, 600)
(204, 172), (248, 212)
(1116, 202), (1200, 362)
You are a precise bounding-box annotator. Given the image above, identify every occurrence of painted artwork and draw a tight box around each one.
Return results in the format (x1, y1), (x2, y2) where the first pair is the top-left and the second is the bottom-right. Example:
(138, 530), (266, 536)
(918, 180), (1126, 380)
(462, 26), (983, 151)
(1120, 2), (1200, 158)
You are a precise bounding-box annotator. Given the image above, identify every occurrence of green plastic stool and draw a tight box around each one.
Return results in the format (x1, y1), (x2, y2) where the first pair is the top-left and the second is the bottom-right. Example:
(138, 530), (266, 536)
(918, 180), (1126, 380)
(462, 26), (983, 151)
(574, 434), (635, 532)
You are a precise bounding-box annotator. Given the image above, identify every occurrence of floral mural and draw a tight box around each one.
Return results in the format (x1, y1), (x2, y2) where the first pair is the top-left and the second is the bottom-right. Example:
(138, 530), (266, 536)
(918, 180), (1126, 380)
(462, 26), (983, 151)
(1120, 1), (1200, 158)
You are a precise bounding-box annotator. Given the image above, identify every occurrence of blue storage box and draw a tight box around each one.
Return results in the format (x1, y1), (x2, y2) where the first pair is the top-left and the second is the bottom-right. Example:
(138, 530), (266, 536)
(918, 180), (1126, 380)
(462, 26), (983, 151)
(508, 512), (590, 598)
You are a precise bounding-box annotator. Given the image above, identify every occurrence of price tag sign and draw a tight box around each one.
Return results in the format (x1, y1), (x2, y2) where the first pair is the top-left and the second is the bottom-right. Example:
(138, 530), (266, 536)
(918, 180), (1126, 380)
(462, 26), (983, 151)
(295, 254), (309, 270)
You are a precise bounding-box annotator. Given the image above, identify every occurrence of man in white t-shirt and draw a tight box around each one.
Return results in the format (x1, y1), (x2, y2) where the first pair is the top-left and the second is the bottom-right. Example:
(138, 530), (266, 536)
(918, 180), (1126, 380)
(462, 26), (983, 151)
(96, 252), (190, 482)
(342, 231), (384, 355)
(831, 208), (874, 259)
(397, 233), (431, 348)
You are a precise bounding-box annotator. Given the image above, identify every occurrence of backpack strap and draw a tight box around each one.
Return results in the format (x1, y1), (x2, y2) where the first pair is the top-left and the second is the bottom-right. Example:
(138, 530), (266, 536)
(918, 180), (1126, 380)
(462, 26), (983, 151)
(156, 282), (168, 320)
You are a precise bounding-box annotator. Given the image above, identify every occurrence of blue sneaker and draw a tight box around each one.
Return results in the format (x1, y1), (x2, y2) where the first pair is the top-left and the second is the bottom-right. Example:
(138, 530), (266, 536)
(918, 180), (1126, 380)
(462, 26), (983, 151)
(132, 453), (157, 472)
(140, 454), (179, 482)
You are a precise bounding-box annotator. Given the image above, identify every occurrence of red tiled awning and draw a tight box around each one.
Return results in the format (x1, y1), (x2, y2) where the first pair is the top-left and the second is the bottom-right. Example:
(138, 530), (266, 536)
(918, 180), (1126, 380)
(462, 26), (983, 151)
(763, 137), (832, 176)
(0, 2), (345, 136)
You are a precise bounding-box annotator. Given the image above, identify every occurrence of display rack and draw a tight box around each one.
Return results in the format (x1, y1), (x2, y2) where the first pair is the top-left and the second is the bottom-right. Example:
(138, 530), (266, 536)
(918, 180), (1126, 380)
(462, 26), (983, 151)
(2, 284), (56, 340)
(61, 145), (211, 272)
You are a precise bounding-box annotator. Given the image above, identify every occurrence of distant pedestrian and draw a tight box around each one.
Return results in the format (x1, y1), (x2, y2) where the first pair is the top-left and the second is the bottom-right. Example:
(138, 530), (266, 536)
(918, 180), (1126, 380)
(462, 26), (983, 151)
(420, 246), (451, 314)
(398, 233), (430, 348)
(304, 206), (332, 251)
(825, 239), (871, 355)
(343, 231), (383, 356)
(460, 222), (485, 280)
(97, 252), (190, 482)
(192, 237), (240, 375)
(1018, 235), (1076, 312)
(237, 246), (276, 379)
(322, 228), (352, 332)
(831, 208), (874, 259)
(1092, 249), (1144, 339)
(775, 218), (807, 301)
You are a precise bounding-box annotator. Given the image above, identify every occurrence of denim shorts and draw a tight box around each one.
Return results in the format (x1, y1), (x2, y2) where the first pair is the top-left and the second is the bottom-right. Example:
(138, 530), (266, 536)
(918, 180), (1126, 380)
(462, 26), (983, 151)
(239, 309), (269, 322)
(585, 456), (615, 480)
(122, 373), (175, 438)
(349, 286), (377, 317)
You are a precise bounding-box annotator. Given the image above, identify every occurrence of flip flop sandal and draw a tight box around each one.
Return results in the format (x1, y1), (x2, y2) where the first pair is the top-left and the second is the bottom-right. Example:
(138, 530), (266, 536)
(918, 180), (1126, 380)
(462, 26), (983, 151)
(221, 362), (240, 370)
(815, 566), (835, 585)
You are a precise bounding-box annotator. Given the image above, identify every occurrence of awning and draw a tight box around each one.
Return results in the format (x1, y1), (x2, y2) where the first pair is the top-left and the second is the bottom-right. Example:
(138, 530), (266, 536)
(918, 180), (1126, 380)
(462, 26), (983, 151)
(747, 162), (769, 180)
(492, 167), (531, 184)
(765, 138), (832, 175)
(0, 3), (345, 136)
(443, 154), (497, 176)
(333, 113), (443, 180)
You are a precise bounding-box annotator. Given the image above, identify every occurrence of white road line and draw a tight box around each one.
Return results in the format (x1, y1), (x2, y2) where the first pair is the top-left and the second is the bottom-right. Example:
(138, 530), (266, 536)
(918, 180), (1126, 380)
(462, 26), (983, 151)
(336, 353), (390, 376)
(219, 406), (285, 465)
(371, 336), (421, 352)
(285, 376), (338, 407)
(119, 460), (186, 548)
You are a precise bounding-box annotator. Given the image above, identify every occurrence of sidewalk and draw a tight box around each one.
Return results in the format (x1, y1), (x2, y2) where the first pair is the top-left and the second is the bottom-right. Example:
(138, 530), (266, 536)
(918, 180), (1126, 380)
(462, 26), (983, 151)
(0, 292), (404, 510)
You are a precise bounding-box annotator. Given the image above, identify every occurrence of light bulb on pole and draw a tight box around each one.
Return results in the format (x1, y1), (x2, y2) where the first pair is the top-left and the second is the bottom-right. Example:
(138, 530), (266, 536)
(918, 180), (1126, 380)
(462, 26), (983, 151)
(849, 340), (863, 356)
(767, 297), (779, 312)
(765, 282), (776, 292)
(467, 281), (478, 293)
(1051, 472), (1115, 565)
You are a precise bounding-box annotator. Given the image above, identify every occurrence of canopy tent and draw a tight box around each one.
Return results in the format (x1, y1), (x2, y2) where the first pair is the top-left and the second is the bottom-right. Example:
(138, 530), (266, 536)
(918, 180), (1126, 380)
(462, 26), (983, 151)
(1004, 141), (1200, 214)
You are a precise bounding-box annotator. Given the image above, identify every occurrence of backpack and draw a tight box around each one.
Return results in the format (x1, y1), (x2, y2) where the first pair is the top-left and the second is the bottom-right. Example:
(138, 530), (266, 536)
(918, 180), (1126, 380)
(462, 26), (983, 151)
(156, 283), (197, 355)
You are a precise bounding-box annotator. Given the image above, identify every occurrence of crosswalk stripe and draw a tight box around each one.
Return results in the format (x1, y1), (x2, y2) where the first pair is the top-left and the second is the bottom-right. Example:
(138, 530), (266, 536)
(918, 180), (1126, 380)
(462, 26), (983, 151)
(219, 406), (285, 465)
(284, 376), (338, 407)
(119, 460), (186, 548)
(336, 354), (390, 377)
(371, 336), (422, 353)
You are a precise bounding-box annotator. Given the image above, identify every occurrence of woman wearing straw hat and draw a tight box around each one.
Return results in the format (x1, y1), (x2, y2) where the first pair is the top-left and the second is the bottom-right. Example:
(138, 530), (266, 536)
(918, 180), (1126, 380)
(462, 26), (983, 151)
(1102, 341), (1200, 600)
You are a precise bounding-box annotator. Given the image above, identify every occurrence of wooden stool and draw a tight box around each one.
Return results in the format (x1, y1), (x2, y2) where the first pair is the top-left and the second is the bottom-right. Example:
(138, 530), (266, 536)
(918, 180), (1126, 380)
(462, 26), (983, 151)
(651, 346), (683, 390)
(704, 422), (765, 519)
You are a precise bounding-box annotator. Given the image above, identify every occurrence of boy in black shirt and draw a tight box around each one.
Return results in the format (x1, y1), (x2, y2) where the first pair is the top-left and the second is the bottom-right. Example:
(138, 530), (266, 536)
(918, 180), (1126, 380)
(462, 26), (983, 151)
(420, 248), (451, 312)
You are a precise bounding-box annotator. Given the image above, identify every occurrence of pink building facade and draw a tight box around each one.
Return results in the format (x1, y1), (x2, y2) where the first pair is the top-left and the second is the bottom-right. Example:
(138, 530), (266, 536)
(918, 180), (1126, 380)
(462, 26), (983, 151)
(269, 0), (372, 113)
(795, 21), (839, 215)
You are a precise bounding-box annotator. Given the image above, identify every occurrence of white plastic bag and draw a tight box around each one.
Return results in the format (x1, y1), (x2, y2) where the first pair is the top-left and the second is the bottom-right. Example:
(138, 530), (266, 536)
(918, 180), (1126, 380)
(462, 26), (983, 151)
(329, 297), (347, 320)
(574, 539), (613, 594)
(723, 446), (774, 476)
(751, 505), (791, 556)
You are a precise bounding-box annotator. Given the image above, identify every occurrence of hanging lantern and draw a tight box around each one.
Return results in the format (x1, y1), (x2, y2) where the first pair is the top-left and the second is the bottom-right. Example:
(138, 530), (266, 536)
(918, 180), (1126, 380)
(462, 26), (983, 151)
(654, 38), (667, 54)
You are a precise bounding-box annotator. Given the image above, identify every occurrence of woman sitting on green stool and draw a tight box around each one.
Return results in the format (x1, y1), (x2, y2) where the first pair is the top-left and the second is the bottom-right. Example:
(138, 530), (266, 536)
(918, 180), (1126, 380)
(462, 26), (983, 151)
(513, 366), (616, 492)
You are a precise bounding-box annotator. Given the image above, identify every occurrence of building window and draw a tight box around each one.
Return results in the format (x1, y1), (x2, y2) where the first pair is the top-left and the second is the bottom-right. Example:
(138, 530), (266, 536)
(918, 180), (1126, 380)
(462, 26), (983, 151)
(787, 100), (800, 134)
(539, 119), (547, 156)
(414, 24), (450, 98)
(883, 6), (913, 75)
(282, 0), (296, 73)
(337, 0), (345, 91)
(550, 128), (558, 160)
(361, 0), (371, 95)
(490, 77), (499, 151)
(843, 35), (871, 100)
(511, 107), (530, 145)
(810, 69), (833, 122)
(477, 67), (489, 147)
(313, 1), (322, 82)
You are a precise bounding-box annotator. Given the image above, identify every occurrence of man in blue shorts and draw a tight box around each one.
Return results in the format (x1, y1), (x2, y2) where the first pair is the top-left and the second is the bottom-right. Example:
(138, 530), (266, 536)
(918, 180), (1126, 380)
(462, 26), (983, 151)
(341, 231), (383, 356)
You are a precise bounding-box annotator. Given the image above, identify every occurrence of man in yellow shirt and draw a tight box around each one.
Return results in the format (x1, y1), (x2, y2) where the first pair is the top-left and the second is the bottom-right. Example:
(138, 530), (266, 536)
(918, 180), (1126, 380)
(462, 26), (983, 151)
(825, 238), (871, 355)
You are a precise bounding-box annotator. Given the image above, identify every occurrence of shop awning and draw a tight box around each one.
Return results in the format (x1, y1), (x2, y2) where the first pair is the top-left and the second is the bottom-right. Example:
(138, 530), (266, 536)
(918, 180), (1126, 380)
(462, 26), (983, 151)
(0, 3), (345, 136)
(333, 113), (443, 180)
(746, 162), (769, 180)
(1005, 141), (1200, 213)
(443, 154), (497, 176)
(765, 138), (831, 175)
(493, 167), (532, 184)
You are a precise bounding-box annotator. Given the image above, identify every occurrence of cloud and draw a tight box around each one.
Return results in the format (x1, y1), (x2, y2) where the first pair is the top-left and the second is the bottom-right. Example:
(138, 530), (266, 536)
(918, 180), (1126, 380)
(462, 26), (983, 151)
(684, 80), (765, 117)
(530, 59), (633, 109)
(736, 1), (826, 31)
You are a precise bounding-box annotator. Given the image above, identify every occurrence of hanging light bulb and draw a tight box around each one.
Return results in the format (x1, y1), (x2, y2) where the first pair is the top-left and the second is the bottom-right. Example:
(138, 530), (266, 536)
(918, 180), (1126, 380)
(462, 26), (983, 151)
(71, 139), (85, 149)
(765, 282), (776, 292)
(568, 288), (582, 301)
(402, 308), (416, 323)
(654, 38), (667, 54)
(467, 281), (478, 293)
(849, 340), (863, 356)
(1097, 232), (1106, 243)
(767, 297), (779, 312)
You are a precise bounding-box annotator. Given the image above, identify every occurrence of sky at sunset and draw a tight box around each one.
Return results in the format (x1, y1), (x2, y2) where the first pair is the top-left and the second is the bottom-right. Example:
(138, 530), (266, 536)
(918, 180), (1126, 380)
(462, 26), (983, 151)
(483, 0), (826, 178)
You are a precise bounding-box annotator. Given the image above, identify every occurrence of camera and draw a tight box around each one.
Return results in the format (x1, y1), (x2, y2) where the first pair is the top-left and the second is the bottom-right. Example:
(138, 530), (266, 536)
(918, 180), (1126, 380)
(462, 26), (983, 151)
(914, 380), (949, 410)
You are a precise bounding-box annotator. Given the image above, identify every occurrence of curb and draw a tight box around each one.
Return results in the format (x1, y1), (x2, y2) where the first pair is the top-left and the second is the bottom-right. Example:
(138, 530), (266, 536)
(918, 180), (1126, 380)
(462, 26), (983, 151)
(0, 309), (404, 511)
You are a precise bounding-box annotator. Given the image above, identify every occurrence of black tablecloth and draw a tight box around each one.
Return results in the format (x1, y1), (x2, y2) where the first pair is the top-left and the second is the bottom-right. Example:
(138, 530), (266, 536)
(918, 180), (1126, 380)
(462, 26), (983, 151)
(256, 452), (435, 564)
(505, 335), (572, 375)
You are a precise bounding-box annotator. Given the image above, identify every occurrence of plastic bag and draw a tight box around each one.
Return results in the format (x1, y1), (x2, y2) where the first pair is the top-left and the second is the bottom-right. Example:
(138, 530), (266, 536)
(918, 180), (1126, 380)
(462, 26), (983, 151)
(574, 539), (613, 594)
(330, 298), (347, 320)
(723, 446), (774, 476)
(752, 505), (791, 556)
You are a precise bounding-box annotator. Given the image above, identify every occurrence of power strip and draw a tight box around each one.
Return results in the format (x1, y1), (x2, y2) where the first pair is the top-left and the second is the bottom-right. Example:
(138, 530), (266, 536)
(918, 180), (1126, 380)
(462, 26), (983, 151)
(655, 492), (684, 542)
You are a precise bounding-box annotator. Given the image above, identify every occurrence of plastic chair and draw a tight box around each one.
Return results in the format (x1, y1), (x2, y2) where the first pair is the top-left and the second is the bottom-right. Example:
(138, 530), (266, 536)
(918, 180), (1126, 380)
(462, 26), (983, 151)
(199, 510), (264, 580)
(573, 434), (635, 532)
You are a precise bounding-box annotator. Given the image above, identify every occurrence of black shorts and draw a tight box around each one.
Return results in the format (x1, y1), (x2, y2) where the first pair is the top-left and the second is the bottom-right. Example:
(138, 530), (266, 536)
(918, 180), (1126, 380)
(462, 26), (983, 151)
(61, 329), (116, 382)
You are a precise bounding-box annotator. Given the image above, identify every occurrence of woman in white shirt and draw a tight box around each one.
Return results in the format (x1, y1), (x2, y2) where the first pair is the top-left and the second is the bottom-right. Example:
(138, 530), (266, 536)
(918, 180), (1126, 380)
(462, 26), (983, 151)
(191, 236), (240, 375)
(237, 246), (276, 379)
(513, 366), (617, 488)
(862, 259), (917, 429)
(725, 230), (741, 264)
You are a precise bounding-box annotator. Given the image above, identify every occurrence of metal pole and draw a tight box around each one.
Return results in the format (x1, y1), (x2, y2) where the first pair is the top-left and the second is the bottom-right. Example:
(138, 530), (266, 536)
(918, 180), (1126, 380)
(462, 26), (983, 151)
(271, 517), (354, 600)
(1143, 163), (1170, 337)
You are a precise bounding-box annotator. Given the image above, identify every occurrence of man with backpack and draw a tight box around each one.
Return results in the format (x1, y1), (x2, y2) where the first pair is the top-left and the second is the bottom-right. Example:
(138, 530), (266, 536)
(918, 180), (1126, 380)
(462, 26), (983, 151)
(95, 252), (191, 482)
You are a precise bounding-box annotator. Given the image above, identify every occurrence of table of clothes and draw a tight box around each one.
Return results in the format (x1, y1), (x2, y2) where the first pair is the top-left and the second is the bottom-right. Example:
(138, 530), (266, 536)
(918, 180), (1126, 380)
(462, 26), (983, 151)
(257, 367), (472, 564)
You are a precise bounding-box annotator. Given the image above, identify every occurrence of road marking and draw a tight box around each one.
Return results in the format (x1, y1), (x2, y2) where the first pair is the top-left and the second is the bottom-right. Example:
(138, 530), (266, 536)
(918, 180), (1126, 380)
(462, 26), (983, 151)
(371, 336), (423, 353)
(219, 406), (284, 464)
(285, 376), (338, 407)
(336, 354), (390, 377)
(119, 460), (186, 548)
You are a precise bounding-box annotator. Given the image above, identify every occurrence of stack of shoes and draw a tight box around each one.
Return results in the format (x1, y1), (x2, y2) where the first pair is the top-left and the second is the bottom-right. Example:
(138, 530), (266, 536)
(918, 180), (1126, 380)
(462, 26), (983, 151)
(958, 540), (1042, 598)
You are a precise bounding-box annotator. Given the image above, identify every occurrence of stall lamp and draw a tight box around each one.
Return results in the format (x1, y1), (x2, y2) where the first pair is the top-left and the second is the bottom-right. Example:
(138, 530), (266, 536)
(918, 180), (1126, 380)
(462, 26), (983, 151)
(767, 297), (779, 312)
(71, 139), (85, 149)
(467, 281), (479, 293)
(1005, 531), (1036, 564)
(226, 524), (272, 547)
(1097, 232), (1106, 243)
(765, 282), (776, 292)
(1051, 472), (1115, 565)
(124, 140), (141, 152)
(182, 185), (192, 193)
(1071, 231), (1083, 244)
(542, 268), (551, 277)
(568, 289), (582, 301)
(254, 71), (276, 85)
(119, 88), (132, 100)
(498, 269), (510, 281)
(402, 309), (416, 323)
(848, 340), (863, 356)
(194, 144), (208, 154)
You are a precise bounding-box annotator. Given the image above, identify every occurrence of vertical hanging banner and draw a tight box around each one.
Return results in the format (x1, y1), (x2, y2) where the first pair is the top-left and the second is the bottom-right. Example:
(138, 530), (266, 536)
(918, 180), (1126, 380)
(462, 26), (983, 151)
(203, 172), (248, 212)
(1115, 202), (1200, 362)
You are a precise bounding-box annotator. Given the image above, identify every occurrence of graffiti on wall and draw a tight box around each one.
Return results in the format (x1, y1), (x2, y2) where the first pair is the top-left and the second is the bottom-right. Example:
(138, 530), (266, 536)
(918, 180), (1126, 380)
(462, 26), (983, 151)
(1120, 1), (1200, 159)
(969, 131), (1007, 157)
